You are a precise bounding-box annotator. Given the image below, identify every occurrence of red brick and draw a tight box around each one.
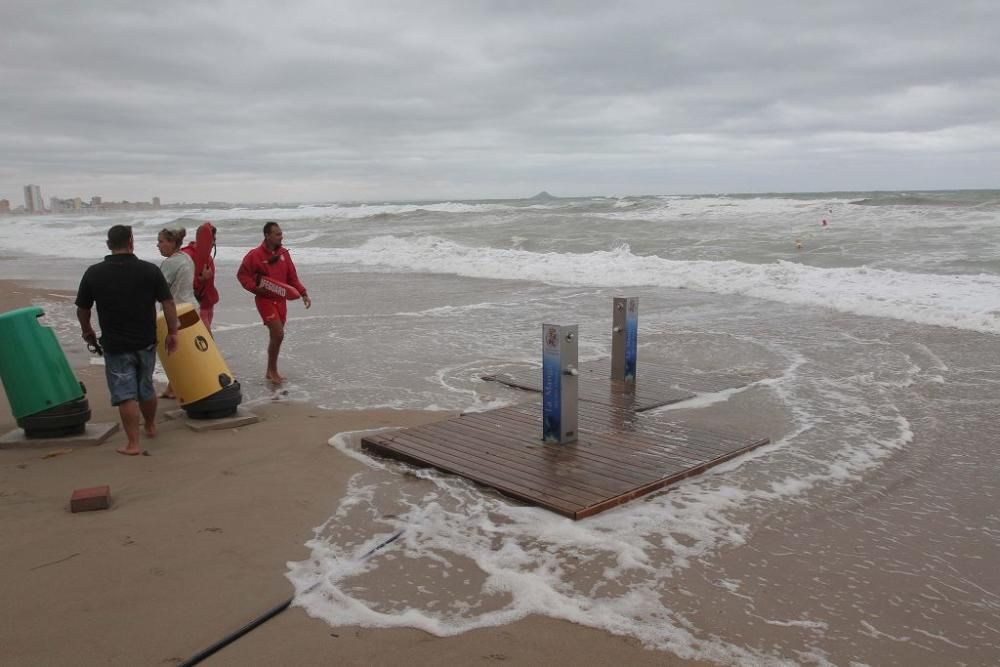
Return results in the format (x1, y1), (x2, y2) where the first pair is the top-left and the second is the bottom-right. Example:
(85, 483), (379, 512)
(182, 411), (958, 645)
(70, 485), (111, 513)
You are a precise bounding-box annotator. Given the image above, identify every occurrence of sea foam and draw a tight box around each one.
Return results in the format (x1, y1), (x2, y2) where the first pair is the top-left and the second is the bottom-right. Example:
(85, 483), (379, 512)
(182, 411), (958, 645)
(288, 235), (1000, 335)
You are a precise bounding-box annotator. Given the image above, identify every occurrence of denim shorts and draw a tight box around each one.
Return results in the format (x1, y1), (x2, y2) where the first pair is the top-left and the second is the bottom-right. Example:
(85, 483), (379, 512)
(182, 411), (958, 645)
(104, 344), (157, 406)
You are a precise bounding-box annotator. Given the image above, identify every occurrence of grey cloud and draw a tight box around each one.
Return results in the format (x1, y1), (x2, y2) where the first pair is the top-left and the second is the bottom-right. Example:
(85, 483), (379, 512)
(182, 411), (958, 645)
(1, 0), (998, 202)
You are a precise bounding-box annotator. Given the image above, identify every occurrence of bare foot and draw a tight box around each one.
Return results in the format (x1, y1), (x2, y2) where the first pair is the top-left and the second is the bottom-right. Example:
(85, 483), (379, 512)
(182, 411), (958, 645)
(266, 372), (286, 386)
(144, 423), (156, 438)
(116, 446), (143, 456)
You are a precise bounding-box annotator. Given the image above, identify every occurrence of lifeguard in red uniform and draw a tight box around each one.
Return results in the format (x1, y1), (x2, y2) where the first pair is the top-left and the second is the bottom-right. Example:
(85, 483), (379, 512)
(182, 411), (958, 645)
(237, 222), (311, 385)
(180, 222), (220, 330)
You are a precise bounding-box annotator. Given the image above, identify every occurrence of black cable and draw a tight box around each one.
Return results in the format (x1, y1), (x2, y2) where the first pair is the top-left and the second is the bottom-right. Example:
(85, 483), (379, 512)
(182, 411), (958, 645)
(178, 529), (404, 667)
(177, 599), (291, 667)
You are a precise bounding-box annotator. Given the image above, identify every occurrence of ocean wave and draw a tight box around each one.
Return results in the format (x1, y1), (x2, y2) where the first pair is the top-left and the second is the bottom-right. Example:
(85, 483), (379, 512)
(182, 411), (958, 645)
(292, 235), (1000, 334)
(597, 194), (855, 222)
(850, 191), (1000, 208)
(196, 200), (560, 222)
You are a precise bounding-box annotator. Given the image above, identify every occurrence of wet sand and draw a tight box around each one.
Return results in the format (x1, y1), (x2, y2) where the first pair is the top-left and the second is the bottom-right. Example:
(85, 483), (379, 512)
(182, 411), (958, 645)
(0, 281), (703, 666)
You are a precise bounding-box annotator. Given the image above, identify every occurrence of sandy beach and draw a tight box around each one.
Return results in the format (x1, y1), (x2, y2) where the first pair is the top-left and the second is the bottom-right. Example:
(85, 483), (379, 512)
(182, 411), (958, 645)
(0, 280), (703, 666)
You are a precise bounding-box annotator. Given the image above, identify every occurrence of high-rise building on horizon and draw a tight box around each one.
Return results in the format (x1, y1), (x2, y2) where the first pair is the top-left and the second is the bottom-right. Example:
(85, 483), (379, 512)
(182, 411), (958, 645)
(152, 196), (160, 207)
(23, 184), (43, 213)
(0, 199), (10, 214)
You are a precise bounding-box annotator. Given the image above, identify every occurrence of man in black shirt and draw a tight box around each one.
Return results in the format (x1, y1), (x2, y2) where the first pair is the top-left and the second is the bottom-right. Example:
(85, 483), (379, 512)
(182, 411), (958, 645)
(76, 225), (179, 455)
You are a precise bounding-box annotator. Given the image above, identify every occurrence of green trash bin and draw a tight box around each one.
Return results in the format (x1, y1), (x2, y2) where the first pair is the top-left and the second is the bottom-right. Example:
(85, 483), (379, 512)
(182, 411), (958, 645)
(0, 306), (90, 437)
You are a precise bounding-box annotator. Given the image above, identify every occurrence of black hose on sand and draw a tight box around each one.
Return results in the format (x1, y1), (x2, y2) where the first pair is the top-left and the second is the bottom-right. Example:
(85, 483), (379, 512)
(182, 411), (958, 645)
(179, 529), (405, 667)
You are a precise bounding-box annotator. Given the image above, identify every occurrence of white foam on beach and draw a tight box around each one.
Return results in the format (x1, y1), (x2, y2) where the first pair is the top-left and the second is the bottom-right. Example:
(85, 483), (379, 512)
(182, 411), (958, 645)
(288, 448), (838, 663)
(429, 361), (521, 413)
(652, 383), (752, 412)
(288, 340), (918, 664)
(292, 425), (912, 661)
(328, 428), (396, 469)
(288, 465), (789, 664)
(391, 301), (514, 318)
(288, 235), (1000, 334)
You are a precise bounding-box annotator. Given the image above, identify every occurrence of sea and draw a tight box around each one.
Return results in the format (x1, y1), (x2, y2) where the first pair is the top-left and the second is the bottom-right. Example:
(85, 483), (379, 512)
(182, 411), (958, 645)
(2, 190), (999, 665)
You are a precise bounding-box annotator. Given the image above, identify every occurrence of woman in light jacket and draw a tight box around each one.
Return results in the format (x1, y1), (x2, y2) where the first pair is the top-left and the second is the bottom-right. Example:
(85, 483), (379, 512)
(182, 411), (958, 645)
(156, 225), (195, 398)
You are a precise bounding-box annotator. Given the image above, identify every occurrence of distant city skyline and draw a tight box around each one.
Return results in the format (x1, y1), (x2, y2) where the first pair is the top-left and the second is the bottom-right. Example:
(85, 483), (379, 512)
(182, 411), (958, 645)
(0, 183), (162, 214)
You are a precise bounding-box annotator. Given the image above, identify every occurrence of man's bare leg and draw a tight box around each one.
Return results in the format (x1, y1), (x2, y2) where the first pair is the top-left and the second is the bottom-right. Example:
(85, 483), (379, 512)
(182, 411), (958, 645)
(140, 396), (157, 438)
(116, 399), (143, 455)
(265, 319), (285, 384)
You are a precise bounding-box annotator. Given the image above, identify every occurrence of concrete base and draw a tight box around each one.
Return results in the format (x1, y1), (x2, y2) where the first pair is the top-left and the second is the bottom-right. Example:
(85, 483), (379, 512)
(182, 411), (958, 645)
(163, 407), (259, 432)
(0, 422), (120, 449)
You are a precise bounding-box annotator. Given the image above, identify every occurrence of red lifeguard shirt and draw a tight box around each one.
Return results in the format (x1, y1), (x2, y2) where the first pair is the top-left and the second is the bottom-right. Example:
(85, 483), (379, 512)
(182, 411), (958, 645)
(237, 242), (308, 299)
(180, 242), (220, 307)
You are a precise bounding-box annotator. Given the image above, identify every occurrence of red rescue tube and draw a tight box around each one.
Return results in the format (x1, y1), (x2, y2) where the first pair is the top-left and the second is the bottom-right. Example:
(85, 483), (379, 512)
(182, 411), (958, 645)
(194, 222), (214, 277)
(258, 275), (301, 300)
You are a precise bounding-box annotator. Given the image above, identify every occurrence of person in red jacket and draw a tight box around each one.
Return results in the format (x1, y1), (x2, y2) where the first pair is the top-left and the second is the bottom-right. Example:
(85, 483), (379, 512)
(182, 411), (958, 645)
(180, 222), (219, 331)
(237, 221), (311, 384)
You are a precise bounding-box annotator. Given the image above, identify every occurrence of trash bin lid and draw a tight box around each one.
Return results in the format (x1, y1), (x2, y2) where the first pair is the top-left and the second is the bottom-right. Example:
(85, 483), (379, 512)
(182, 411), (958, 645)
(0, 306), (44, 323)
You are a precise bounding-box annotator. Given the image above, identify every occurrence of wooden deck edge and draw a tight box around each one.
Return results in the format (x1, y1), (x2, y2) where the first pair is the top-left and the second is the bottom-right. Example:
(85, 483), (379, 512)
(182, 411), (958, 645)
(574, 436), (771, 519)
(481, 373), (541, 392)
(362, 433), (771, 521)
(481, 374), (695, 411)
(484, 362), (768, 399)
(361, 435), (579, 519)
(631, 394), (694, 412)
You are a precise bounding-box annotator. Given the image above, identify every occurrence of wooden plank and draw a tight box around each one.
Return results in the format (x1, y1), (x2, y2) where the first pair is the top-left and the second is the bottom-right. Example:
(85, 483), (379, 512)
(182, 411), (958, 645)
(573, 436), (770, 519)
(493, 403), (744, 463)
(482, 371), (693, 411)
(362, 353), (775, 519)
(363, 437), (581, 517)
(398, 421), (654, 496)
(361, 437), (596, 515)
(413, 414), (688, 492)
(436, 415), (653, 480)
(374, 419), (663, 499)
(469, 414), (705, 473)
(366, 416), (689, 512)
(366, 428), (607, 505)
(472, 407), (736, 478)
(450, 412), (690, 483)
(576, 358), (766, 392)
(364, 398), (770, 520)
(483, 357), (770, 409)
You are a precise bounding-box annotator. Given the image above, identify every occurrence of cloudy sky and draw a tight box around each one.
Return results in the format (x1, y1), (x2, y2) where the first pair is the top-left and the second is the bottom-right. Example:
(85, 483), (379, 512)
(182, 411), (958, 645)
(2, 1), (998, 203)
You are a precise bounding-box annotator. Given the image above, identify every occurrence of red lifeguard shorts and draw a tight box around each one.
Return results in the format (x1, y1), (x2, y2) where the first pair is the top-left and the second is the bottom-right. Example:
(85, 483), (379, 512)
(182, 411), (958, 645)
(255, 296), (288, 324)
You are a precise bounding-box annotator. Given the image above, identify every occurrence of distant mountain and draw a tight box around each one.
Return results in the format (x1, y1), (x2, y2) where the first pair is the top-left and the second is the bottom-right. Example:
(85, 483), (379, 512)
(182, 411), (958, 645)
(528, 191), (558, 201)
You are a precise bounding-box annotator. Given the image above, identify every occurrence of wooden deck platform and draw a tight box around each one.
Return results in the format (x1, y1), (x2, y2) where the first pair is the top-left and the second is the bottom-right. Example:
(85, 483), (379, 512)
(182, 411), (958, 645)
(362, 399), (770, 520)
(483, 358), (767, 411)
